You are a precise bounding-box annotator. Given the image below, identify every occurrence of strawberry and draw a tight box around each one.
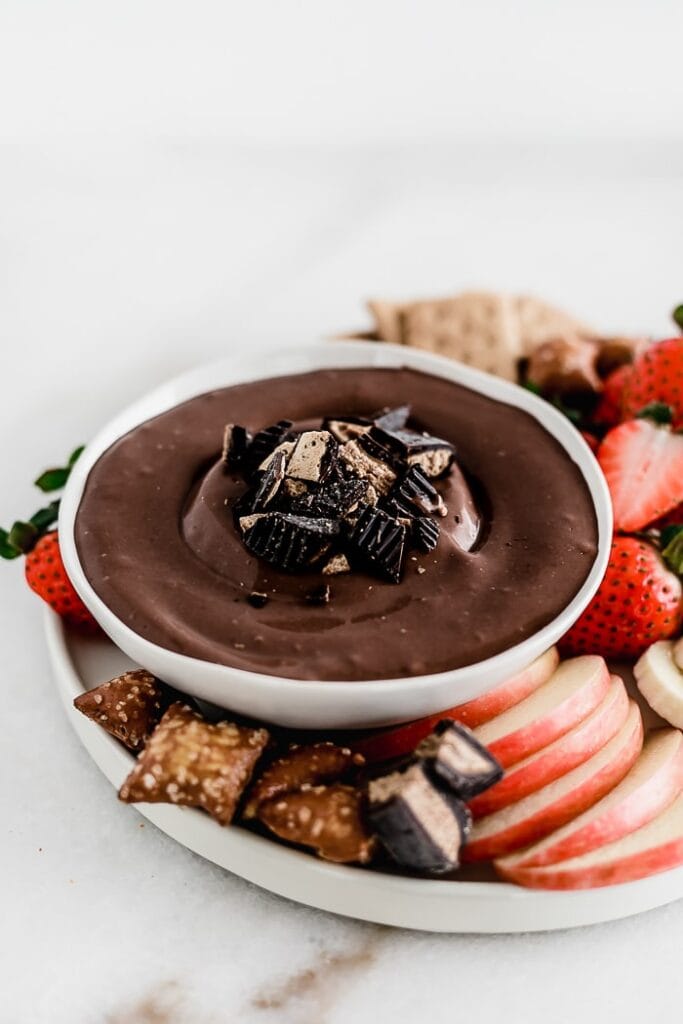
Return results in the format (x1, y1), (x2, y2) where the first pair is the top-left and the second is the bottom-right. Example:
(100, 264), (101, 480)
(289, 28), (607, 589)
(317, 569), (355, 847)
(597, 410), (683, 532)
(622, 338), (683, 427)
(1, 445), (98, 631)
(593, 364), (631, 427)
(25, 531), (97, 630)
(560, 535), (682, 659)
(580, 430), (600, 455)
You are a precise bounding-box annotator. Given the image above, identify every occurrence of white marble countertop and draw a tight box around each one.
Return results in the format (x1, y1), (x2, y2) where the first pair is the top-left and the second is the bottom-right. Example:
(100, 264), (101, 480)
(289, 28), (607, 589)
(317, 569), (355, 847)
(3, 5), (683, 1013)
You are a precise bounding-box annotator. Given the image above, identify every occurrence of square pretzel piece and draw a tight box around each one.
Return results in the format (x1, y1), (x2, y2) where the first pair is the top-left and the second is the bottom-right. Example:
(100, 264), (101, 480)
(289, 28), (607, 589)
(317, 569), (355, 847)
(119, 703), (269, 825)
(73, 669), (180, 752)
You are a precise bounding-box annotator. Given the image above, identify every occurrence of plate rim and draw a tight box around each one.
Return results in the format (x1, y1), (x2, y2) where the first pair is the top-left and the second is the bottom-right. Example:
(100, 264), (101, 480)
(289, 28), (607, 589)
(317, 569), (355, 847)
(46, 608), (683, 934)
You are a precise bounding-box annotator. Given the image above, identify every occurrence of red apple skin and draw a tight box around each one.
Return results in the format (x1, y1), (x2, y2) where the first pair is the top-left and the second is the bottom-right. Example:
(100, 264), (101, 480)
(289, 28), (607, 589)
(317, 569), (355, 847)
(346, 648), (560, 764)
(452, 648), (560, 729)
(468, 677), (629, 818)
(463, 705), (644, 862)
(476, 657), (610, 769)
(496, 729), (683, 872)
(499, 793), (683, 890)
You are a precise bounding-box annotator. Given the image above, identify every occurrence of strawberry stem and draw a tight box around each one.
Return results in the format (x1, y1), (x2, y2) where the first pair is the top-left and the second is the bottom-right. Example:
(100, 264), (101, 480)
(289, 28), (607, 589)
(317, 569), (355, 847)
(673, 304), (683, 331)
(662, 526), (683, 574)
(1, 447), (83, 560)
(635, 402), (674, 425)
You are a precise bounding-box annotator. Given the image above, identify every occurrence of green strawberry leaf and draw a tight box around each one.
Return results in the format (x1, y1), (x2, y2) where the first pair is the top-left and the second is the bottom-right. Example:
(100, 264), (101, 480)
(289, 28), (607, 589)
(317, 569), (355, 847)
(0, 528), (21, 560)
(68, 446), (85, 467)
(523, 380), (542, 396)
(35, 444), (85, 492)
(29, 500), (60, 532)
(34, 467), (70, 492)
(661, 524), (683, 550)
(7, 520), (39, 554)
(662, 527), (683, 574)
(635, 402), (674, 425)
(673, 304), (683, 331)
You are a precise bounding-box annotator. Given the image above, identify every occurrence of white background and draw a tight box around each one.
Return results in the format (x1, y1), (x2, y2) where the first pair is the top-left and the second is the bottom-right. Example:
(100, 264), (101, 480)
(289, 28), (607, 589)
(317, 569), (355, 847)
(2, 3), (683, 1022)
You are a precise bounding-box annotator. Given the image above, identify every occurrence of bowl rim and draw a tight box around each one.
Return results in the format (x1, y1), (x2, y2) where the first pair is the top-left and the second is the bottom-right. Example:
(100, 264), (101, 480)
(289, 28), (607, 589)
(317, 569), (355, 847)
(59, 340), (612, 697)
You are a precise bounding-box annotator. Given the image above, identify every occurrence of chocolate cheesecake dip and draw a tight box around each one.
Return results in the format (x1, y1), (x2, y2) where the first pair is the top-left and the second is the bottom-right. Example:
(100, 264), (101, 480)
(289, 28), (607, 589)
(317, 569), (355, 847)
(74, 367), (598, 681)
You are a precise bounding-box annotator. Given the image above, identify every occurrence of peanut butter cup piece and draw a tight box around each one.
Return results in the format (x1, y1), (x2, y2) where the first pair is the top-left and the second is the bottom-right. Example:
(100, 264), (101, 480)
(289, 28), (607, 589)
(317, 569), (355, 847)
(118, 703), (269, 825)
(286, 430), (337, 483)
(393, 465), (446, 517)
(412, 517), (440, 553)
(73, 669), (181, 752)
(244, 742), (365, 819)
(323, 416), (372, 444)
(367, 762), (471, 874)
(348, 505), (407, 583)
(221, 424), (251, 468)
(416, 720), (503, 800)
(373, 404), (411, 431)
(242, 512), (339, 571)
(258, 784), (376, 864)
(244, 420), (293, 477)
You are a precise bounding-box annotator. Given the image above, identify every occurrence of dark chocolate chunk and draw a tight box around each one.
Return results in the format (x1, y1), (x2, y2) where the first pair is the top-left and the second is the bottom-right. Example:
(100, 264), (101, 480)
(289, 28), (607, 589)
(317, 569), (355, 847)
(291, 478), (368, 519)
(244, 420), (293, 477)
(373, 404), (411, 432)
(250, 448), (288, 510)
(305, 583), (331, 605)
(348, 505), (406, 583)
(358, 430), (401, 469)
(416, 720), (503, 800)
(222, 424), (251, 468)
(323, 416), (372, 444)
(394, 465), (446, 517)
(247, 591), (269, 609)
(367, 762), (471, 874)
(369, 423), (454, 472)
(242, 512), (339, 572)
(412, 517), (440, 552)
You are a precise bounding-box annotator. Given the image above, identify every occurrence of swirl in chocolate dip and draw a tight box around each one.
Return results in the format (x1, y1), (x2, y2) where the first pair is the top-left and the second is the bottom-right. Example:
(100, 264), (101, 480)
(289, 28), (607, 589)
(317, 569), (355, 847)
(74, 367), (598, 681)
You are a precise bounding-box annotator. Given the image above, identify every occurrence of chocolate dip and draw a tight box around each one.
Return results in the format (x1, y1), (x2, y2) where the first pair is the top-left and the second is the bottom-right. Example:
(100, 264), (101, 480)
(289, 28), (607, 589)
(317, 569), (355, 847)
(74, 367), (598, 681)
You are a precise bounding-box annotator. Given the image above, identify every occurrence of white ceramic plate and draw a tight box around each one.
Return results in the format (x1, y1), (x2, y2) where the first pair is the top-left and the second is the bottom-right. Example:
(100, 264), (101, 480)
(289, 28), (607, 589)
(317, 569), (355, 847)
(58, 341), (612, 729)
(47, 610), (683, 933)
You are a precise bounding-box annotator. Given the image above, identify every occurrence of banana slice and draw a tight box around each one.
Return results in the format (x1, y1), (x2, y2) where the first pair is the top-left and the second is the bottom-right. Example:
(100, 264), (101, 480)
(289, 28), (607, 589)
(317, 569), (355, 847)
(635, 641), (683, 729)
(674, 638), (683, 672)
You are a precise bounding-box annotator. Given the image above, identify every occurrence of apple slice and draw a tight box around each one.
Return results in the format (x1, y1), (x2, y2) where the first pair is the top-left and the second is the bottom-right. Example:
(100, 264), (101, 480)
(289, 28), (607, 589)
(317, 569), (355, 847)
(473, 655), (610, 768)
(497, 787), (683, 890)
(463, 701), (643, 862)
(468, 675), (629, 818)
(496, 728), (683, 875)
(347, 648), (560, 764)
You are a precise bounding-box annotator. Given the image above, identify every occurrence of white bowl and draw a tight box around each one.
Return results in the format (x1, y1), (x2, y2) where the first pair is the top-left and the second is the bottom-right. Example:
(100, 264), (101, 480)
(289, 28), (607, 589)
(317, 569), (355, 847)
(59, 341), (612, 730)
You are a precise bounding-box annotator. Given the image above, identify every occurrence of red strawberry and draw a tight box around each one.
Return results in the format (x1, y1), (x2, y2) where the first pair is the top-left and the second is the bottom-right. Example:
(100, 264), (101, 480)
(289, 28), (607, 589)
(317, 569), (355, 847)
(580, 430), (600, 455)
(593, 364), (631, 426)
(25, 531), (98, 631)
(560, 536), (682, 659)
(598, 414), (683, 531)
(622, 338), (683, 427)
(653, 502), (683, 531)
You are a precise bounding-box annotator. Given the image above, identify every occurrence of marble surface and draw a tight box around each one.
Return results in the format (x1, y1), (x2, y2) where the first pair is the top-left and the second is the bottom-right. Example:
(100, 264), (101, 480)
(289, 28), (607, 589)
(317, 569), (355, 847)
(3, 123), (683, 1024)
